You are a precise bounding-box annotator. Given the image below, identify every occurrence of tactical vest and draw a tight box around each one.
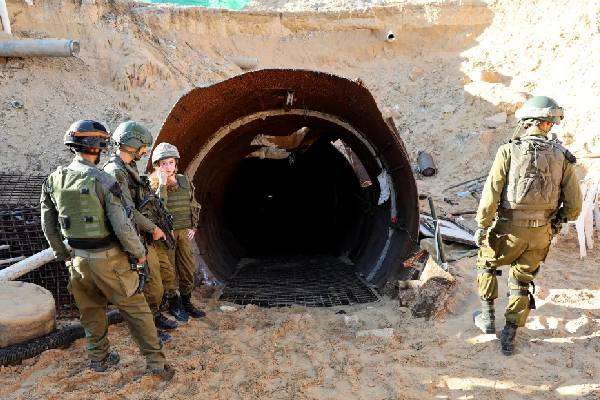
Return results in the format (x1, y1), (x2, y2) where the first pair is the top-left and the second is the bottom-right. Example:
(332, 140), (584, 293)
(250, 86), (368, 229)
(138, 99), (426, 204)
(50, 167), (112, 241)
(166, 174), (193, 230)
(500, 136), (565, 218)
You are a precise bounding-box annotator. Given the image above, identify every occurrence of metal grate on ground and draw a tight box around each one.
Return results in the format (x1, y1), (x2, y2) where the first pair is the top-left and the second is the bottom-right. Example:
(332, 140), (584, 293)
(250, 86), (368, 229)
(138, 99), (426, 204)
(0, 175), (77, 317)
(219, 257), (380, 307)
(0, 173), (47, 205)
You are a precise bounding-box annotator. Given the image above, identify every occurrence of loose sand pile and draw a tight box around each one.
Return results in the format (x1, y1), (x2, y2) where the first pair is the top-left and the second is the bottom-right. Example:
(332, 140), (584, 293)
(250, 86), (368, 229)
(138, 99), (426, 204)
(1, 0), (599, 398)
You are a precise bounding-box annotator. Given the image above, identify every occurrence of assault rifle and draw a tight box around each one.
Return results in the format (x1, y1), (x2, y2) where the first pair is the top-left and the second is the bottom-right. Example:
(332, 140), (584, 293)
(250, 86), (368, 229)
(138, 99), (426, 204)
(138, 176), (176, 250)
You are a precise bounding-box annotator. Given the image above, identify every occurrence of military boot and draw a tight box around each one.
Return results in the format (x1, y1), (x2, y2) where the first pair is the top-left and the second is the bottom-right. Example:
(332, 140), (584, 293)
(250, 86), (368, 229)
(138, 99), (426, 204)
(168, 294), (189, 322)
(147, 364), (175, 381)
(154, 312), (178, 330)
(157, 329), (172, 344)
(472, 300), (495, 334)
(500, 322), (518, 356)
(90, 351), (120, 372)
(181, 293), (206, 318)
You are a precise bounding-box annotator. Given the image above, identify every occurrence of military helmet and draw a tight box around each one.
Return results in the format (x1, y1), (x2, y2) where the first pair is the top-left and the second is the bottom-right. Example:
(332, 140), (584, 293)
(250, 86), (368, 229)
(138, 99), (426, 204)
(515, 96), (564, 124)
(112, 121), (153, 150)
(152, 142), (180, 164)
(63, 120), (110, 151)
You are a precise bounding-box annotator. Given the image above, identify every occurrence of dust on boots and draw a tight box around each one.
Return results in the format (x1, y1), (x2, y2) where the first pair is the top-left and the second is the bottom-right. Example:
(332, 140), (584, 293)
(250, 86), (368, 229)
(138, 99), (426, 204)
(500, 323), (518, 356)
(473, 300), (495, 334)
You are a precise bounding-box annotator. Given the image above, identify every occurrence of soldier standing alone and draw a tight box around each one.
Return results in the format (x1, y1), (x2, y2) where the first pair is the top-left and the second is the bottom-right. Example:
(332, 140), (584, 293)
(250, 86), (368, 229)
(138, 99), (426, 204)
(473, 96), (582, 355)
(40, 120), (174, 379)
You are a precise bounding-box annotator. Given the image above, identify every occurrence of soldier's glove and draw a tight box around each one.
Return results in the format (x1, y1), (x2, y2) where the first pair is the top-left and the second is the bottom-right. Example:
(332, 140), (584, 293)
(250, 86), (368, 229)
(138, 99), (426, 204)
(474, 227), (489, 247)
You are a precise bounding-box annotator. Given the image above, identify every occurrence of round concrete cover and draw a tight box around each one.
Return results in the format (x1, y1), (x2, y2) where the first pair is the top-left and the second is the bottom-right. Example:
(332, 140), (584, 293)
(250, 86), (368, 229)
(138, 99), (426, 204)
(0, 281), (56, 348)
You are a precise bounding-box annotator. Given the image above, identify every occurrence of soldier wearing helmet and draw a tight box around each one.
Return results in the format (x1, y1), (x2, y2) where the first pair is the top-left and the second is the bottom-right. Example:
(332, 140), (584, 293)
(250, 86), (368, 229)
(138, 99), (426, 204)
(148, 142), (205, 321)
(103, 121), (178, 343)
(473, 96), (582, 355)
(40, 120), (173, 380)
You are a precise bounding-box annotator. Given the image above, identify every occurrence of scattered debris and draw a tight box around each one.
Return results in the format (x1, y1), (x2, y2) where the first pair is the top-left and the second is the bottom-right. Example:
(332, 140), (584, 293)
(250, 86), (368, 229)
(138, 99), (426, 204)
(9, 100), (23, 109)
(397, 256), (456, 319)
(419, 238), (478, 262)
(219, 305), (237, 312)
(417, 151), (437, 176)
(408, 66), (424, 81)
(420, 213), (476, 246)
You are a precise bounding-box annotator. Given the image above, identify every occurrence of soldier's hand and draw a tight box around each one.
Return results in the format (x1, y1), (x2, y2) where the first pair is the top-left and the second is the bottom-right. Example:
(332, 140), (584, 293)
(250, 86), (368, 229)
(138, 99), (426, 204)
(137, 256), (147, 265)
(474, 227), (489, 247)
(152, 227), (166, 241)
(158, 171), (168, 185)
(187, 229), (196, 240)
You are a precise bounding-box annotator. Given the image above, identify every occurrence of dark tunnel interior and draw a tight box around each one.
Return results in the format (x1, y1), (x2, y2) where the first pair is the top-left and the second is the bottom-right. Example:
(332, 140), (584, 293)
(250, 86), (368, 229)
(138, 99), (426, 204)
(223, 139), (365, 258)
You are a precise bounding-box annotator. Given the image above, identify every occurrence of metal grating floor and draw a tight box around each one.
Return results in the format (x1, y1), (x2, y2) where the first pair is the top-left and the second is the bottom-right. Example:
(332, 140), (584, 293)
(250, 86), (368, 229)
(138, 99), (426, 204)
(219, 257), (380, 307)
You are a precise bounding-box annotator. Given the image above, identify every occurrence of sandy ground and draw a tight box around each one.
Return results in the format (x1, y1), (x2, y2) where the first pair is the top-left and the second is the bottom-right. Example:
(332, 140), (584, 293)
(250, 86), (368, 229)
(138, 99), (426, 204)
(1, 0), (600, 398)
(1, 233), (599, 400)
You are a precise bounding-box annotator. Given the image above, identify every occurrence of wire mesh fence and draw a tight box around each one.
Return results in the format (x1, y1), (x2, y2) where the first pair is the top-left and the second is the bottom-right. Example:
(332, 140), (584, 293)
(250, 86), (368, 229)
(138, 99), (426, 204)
(0, 174), (77, 317)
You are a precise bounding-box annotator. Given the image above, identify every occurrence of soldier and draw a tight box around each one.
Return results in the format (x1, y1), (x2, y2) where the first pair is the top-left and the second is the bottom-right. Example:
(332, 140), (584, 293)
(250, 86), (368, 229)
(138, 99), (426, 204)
(473, 96), (582, 355)
(40, 120), (174, 379)
(149, 142), (205, 321)
(103, 121), (178, 343)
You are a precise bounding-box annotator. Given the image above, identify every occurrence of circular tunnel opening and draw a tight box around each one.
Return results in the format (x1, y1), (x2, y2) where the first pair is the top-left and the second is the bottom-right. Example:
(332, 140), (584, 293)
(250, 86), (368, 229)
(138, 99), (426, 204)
(154, 70), (419, 307)
(223, 138), (363, 258)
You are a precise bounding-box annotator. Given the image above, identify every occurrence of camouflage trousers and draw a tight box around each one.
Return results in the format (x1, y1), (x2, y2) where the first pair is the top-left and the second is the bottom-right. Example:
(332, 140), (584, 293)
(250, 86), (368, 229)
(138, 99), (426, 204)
(476, 220), (552, 327)
(68, 245), (166, 369)
(156, 229), (196, 297)
(143, 244), (164, 315)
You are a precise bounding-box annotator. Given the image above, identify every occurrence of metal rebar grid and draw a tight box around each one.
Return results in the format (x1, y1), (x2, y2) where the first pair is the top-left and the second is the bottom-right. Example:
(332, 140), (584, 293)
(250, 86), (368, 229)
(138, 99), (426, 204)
(0, 174), (77, 317)
(0, 173), (47, 205)
(219, 257), (380, 307)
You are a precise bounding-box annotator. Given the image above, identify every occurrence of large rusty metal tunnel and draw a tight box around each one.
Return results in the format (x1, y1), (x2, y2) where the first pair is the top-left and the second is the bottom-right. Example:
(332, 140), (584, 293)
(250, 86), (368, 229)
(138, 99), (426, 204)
(154, 69), (419, 305)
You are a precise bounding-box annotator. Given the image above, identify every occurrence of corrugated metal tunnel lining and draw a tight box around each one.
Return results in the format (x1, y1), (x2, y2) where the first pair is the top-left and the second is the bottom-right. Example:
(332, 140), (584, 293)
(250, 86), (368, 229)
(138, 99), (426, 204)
(155, 69), (419, 292)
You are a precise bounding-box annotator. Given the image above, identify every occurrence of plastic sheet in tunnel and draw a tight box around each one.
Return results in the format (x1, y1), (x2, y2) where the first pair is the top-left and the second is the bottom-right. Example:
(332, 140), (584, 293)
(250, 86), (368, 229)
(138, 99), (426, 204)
(219, 256), (380, 307)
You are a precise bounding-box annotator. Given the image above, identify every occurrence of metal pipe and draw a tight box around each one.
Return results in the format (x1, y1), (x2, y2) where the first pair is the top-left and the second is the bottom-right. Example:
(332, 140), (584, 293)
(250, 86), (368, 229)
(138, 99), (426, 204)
(417, 151), (437, 177)
(0, 256), (25, 266)
(0, 245), (66, 281)
(0, 39), (80, 57)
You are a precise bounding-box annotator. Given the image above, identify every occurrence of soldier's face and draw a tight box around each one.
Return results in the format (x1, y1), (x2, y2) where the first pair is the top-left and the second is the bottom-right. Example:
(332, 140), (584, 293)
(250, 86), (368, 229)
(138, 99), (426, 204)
(134, 145), (148, 161)
(158, 158), (177, 176)
(539, 121), (554, 133)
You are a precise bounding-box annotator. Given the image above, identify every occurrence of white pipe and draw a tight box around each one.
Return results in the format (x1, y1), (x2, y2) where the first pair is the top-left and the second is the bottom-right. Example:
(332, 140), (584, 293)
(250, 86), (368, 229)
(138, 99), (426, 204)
(0, 0), (10, 35)
(377, 29), (396, 43)
(0, 247), (57, 281)
(0, 39), (80, 57)
(0, 256), (25, 266)
(0, 245), (9, 251)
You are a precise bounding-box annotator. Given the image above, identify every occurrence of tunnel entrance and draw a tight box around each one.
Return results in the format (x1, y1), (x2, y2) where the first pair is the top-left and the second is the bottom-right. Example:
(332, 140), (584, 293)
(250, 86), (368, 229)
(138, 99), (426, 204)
(153, 69), (419, 307)
(223, 138), (363, 258)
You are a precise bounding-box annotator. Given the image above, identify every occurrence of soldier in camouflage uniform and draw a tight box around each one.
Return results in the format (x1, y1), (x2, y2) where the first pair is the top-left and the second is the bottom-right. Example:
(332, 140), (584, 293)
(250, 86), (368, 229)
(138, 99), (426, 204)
(41, 120), (173, 379)
(149, 142), (205, 321)
(473, 96), (582, 355)
(103, 121), (178, 343)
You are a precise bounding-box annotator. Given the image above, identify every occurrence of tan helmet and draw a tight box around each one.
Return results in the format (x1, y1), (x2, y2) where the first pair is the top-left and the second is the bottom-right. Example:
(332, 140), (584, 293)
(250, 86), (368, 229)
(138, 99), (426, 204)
(152, 142), (180, 164)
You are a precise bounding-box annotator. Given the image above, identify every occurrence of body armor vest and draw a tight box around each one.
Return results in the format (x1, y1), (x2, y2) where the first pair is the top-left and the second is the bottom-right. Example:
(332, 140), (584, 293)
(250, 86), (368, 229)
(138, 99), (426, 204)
(167, 174), (193, 230)
(500, 136), (565, 215)
(50, 167), (112, 240)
